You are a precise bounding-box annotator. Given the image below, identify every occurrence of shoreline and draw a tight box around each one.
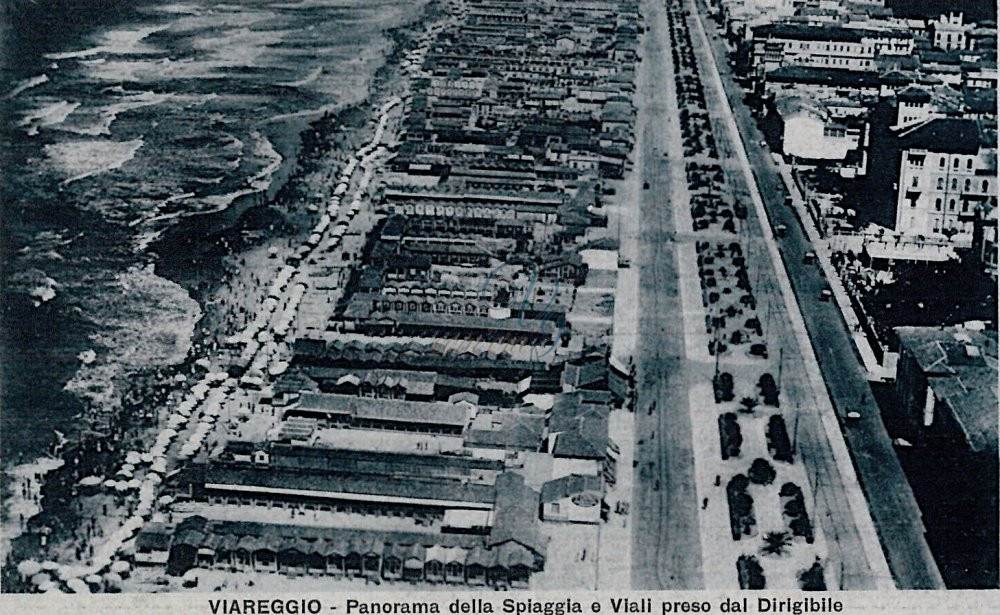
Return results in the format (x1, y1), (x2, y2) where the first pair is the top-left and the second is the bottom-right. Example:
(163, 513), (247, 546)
(1, 1), (433, 591)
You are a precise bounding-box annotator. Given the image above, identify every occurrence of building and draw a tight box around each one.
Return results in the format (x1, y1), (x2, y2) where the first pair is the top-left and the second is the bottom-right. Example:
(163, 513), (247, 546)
(142, 513), (544, 586)
(750, 23), (913, 74)
(766, 94), (862, 160)
(539, 473), (604, 523)
(929, 12), (968, 52)
(894, 326), (997, 454)
(892, 118), (997, 241)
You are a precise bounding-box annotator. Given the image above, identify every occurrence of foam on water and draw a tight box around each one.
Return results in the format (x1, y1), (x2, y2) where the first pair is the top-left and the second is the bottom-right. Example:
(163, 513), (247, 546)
(19, 101), (81, 136)
(63, 265), (201, 409)
(45, 138), (144, 184)
(43, 25), (168, 60)
(4, 74), (49, 100)
(57, 91), (171, 136)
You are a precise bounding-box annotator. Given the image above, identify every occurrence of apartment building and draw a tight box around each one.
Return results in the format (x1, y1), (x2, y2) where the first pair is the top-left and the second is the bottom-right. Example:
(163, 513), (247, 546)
(750, 23), (914, 74)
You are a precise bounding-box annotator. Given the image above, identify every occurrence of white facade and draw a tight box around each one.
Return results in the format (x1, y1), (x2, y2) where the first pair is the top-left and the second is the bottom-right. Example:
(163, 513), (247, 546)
(931, 12), (967, 51)
(751, 25), (913, 73)
(541, 495), (601, 524)
(781, 113), (855, 160)
(894, 149), (995, 242)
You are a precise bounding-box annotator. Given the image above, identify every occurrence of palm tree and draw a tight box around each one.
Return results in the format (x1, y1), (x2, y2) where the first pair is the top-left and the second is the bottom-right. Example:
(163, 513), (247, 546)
(760, 531), (793, 557)
(739, 396), (758, 414)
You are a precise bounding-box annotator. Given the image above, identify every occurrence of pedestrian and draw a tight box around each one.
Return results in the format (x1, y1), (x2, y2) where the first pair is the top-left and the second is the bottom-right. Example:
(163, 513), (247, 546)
(702, 497), (709, 510)
(714, 475), (720, 486)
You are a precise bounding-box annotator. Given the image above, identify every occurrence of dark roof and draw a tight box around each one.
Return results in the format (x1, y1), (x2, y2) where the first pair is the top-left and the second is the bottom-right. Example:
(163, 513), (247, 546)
(767, 66), (882, 89)
(549, 393), (609, 459)
(897, 86), (932, 103)
(964, 88), (998, 115)
(540, 473), (603, 503)
(201, 464), (496, 504)
(754, 23), (911, 43)
(898, 118), (987, 154)
(162, 515), (544, 567)
(896, 327), (998, 452)
(489, 472), (545, 556)
(465, 410), (545, 450)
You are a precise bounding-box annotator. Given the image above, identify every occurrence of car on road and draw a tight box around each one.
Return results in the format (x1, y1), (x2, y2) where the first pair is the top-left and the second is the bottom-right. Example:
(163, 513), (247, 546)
(758, 139), (766, 148)
(618, 257), (631, 269)
(803, 251), (817, 264)
(846, 411), (861, 421)
(819, 287), (833, 301)
(775, 224), (787, 237)
(784, 196), (794, 207)
(643, 181), (650, 190)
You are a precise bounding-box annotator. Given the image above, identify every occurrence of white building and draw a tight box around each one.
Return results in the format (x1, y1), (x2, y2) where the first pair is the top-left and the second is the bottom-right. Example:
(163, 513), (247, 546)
(893, 118), (997, 243)
(750, 23), (913, 74)
(539, 474), (603, 524)
(929, 12), (968, 51)
(771, 95), (860, 160)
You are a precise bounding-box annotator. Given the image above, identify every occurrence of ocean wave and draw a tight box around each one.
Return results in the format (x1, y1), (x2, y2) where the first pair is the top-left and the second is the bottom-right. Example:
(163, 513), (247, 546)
(4, 74), (48, 100)
(57, 91), (171, 137)
(248, 131), (283, 191)
(18, 100), (81, 136)
(7, 268), (60, 307)
(278, 66), (323, 88)
(44, 25), (168, 60)
(45, 138), (144, 184)
(64, 264), (201, 409)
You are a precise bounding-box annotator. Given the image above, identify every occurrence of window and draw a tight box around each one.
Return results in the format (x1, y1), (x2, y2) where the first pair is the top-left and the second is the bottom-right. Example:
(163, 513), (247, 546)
(967, 159), (974, 170)
(965, 179), (971, 192)
(937, 178), (945, 190)
(939, 157), (946, 169)
(954, 158), (960, 169)
(949, 199), (956, 210)
(935, 198), (942, 211)
(962, 201), (970, 213)
(984, 180), (990, 193)
(952, 178), (958, 190)
(912, 176), (920, 188)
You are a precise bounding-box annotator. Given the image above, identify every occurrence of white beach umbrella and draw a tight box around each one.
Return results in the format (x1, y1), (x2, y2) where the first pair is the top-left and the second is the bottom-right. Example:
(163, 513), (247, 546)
(126, 479), (141, 490)
(85, 574), (102, 587)
(140, 452), (154, 463)
(78, 476), (102, 487)
(37, 580), (55, 592)
(66, 578), (90, 594)
(158, 495), (174, 506)
(18, 561), (42, 577)
(40, 561), (60, 571)
(30, 573), (49, 586)
(103, 572), (123, 589)
(124, 451), (141, 465)
(103, 479), (117, 490)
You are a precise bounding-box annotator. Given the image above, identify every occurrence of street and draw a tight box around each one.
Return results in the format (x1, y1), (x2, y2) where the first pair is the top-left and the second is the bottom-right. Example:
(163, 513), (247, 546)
(692, 1), (944, 589)
(629, 0), (704, 590)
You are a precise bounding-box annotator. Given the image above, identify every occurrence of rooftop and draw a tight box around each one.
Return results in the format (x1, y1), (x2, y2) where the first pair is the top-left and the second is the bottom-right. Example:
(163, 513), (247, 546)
(896, 326), (998, 452)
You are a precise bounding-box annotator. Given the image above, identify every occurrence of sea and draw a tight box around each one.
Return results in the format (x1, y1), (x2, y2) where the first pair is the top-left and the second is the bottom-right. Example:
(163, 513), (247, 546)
(0, 0), (419, 472)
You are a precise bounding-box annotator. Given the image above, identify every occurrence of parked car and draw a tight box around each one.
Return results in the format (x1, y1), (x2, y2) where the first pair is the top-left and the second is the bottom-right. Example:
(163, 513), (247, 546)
(775, 224), (787, 237)
(819, 288), (833, 301)
(803, 251), (817, 264)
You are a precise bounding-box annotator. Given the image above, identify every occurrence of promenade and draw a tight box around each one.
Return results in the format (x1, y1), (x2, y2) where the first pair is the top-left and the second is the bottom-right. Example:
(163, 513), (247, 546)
(692, 0), (943, 589)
